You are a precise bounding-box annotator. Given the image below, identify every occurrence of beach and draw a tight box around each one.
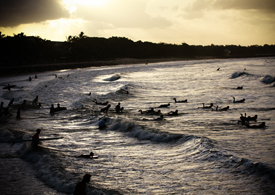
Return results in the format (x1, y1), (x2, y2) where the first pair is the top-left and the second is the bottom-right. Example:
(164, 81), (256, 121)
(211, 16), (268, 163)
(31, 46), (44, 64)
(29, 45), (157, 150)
(0, 57), (275, 194)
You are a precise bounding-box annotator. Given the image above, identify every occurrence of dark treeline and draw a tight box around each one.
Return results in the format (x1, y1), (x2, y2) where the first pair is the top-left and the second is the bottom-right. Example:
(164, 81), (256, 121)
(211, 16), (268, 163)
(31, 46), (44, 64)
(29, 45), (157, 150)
(0, 31), (275, 67)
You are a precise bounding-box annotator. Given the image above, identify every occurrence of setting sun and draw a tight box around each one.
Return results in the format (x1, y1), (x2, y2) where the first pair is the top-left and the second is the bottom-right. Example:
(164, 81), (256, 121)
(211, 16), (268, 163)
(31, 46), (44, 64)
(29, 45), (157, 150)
(63, 0), (109, 7)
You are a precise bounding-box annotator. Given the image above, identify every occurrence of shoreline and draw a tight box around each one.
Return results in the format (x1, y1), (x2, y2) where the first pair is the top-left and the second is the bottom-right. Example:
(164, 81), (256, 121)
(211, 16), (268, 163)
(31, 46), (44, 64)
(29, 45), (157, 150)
(1, 56), (274, 78)
(0, 58), (187, 78)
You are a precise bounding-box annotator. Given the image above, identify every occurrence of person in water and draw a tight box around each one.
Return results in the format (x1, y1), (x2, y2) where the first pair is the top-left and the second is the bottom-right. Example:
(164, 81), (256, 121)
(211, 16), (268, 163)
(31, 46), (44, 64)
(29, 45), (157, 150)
(32, 96), (39, 105)
(16, 107), (21, 119)
(32, 129), (41, 147)
(100, 104), (111, 114)
(74, 173), (91, 195)
(98, 118), (108, 129)
(115, 102), (124, 113)
(8, 98), (14, 107)
(80, 152), (94, 158)
(50, 104), (55, 114)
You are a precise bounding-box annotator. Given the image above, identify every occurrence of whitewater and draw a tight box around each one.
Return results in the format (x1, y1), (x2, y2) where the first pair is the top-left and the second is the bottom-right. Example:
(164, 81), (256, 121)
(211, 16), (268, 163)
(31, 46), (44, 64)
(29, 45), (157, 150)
(0, 57), (275, 194)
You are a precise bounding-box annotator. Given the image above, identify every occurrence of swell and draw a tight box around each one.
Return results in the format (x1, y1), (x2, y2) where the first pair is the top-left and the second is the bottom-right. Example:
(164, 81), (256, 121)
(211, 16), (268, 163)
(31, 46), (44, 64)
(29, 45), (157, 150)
(105, 118), (275, 188)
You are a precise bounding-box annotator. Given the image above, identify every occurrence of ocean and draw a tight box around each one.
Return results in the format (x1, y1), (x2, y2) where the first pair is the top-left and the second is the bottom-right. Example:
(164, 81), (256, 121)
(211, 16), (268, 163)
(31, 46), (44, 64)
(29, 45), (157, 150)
(0, 57), (274, 194)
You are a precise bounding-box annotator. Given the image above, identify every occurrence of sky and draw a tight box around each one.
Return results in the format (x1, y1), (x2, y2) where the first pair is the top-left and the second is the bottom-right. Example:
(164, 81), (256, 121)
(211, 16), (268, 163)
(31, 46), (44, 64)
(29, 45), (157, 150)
(0, 0), (274, 46)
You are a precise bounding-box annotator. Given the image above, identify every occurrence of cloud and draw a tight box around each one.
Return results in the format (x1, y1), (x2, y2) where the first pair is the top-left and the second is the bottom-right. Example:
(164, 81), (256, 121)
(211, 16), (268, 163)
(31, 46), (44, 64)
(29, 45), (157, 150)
(0, 0), (70, 27)
(213, 0), (275, 12)
(72, 0), (172, 29)
(181, 0), (275, 19)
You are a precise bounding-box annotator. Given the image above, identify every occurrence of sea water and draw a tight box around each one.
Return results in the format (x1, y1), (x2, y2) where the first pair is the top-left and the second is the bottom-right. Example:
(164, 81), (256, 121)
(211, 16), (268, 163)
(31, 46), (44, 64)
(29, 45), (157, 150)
(0, 57), (275, 194)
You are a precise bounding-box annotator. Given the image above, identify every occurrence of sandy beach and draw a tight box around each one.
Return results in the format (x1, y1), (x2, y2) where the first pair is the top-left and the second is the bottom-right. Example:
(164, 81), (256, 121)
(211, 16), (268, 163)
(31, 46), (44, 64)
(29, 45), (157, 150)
(0, 58), (186, 77)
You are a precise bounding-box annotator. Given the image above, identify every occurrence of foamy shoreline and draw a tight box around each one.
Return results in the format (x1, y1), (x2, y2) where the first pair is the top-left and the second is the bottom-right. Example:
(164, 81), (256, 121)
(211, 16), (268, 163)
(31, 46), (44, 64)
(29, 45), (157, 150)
(0, 143), (64, 195)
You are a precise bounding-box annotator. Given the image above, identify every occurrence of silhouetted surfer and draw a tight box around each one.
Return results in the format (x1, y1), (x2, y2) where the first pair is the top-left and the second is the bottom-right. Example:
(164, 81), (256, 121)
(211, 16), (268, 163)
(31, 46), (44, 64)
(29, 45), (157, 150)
(16, 107), (21, 119)
(79, 152), (97, 159)
(100, 104), (111, 114)
(115, 102), (124, 113)
(74, 173), (91, 195)
(98, 118), (108, 129)
(32, 129), (41, 147)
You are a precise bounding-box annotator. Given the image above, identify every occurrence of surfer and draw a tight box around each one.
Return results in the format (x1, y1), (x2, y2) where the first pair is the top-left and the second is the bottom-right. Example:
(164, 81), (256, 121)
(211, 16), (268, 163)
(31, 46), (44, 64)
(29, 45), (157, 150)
(50, 104), (55, 114)
(158, 103), (170, 108)
(245, 122), (265, 128)
(236, 86), (243, 90)
(79, 152), (94, 158)
(166, 110), (179, 116)
(173, 98), (187, 103)
(233, 97), (245, 103)
(214, 106), (229, 111)
(74, 173), (91, 195)
(32, 96), (39, 105)
(201, 103), (213, 109)
(32, 129), (41, 147)
(98, 118), (108, 129)
(16, 107), (21, 119)
(115, 102), (124, 113)
(100, 104), (111, 114)
(155, 115), (164, 121)
(8, 98), (14, 107)
(93, 99), (109, 105)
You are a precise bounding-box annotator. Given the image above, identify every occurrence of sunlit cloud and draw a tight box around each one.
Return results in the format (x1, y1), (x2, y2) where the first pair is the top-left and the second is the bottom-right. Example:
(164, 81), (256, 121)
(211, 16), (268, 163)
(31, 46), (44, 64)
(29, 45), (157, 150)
(0, 0), (274, 45)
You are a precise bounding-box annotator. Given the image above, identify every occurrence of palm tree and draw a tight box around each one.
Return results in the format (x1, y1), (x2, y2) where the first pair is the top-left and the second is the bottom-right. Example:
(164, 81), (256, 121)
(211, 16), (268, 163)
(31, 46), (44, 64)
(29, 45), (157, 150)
(0, 31), (6, 39)
(79, 32), (87, 39)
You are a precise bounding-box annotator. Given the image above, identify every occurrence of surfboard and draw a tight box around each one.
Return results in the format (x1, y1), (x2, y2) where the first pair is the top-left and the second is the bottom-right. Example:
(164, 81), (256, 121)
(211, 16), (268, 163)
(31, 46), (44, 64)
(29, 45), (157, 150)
(77, 155), (99, 159)
(0, 137), (63, 143)
(3, 85), (16, 90)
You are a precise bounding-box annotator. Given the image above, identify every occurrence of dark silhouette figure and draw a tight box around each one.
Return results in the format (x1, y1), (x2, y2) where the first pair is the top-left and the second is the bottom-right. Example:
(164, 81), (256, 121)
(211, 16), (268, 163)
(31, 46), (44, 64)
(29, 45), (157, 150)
(236, 86), (243, 90)
(214, 106), (229, 111)
(158, 103), (170, 108)
(98, 118), (108, 129)
(202, 103), (213, 109)
(0, 102), (3, 111)
(155, 114), (164, 121)
(32, 129), (41, 147)
(233, 97), (245, 103)
(79, 152), (94, 158)
(8, 98), (14, 107)
(245, 122), (265, 128)
(16, 107), (21, 119)
(173, 98), (187, 103)
(74, 173), (91, 195)
(32, 96), (39, 105)
(115, 102), (124, 113)
(166, 110), (179, 116)
(93, 99), (109, 105)
(50, 104), (55, 114)
(100, 104), (111, 114)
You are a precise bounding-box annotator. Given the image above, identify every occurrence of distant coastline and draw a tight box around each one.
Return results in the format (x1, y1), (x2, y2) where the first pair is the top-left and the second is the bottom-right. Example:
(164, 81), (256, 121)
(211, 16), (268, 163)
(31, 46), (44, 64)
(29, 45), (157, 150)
(0, 58), (187, 77)
(1, 56), (274, 78)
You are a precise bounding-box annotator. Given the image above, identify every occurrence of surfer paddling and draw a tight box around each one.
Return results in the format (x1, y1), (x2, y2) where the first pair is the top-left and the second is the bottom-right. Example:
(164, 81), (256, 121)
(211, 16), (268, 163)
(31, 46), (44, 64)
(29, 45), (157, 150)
(78, 152), (98, 159)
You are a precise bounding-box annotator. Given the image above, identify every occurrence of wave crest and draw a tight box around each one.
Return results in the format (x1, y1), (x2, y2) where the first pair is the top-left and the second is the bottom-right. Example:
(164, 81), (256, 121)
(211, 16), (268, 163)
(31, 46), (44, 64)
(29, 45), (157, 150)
(104, 74), (121, 81)
(261, 75), (275, 84)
